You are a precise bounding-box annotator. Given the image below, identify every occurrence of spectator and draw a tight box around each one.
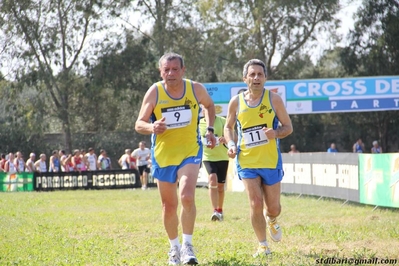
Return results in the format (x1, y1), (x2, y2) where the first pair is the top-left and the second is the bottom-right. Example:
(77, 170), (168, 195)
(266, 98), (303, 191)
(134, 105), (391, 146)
(132, 141), (151, 190)
(288, 144), (300, 154)
(34, 154), (47, 173)
(98, 149), (111, 170)
(119, 149), (136, 170)
(85, 148), (98, 171)
(59, 150), (73, 172)
(353, 138), (365, 153)
(14, 151), (25, 173)
(327, 143), (338, 153)
(0, 153), (6, 172)
(25, 153), (37, 172)
(4, 153), (17, 173)
(49, 150), (61, 172)
(80, 149), (88, 171)
(71, 149), (84, 171)
(371, 140), (383, 154)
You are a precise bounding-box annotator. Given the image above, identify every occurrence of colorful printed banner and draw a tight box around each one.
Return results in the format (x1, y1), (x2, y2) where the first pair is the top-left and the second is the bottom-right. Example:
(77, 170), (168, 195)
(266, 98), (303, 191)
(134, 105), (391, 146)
(204, 76), (399, 115)
(359, 154), (399, 208)
(0, 172), (34, 192)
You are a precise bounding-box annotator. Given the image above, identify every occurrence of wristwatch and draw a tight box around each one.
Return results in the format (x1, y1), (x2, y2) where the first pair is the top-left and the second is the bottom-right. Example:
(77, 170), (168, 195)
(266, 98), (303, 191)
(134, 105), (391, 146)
(206, 126), (214, 133)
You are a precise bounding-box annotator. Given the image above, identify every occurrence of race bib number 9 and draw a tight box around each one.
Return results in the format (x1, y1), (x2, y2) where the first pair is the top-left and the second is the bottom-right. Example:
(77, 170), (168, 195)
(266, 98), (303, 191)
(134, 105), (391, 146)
(161, 105), (192, 128)
(242, 124), (268, 148)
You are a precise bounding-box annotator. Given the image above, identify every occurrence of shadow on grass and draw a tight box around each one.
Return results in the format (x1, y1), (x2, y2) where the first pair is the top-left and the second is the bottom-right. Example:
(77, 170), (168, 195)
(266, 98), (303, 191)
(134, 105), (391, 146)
(282, 193), (399, 213)
(203, 257), (270, 266)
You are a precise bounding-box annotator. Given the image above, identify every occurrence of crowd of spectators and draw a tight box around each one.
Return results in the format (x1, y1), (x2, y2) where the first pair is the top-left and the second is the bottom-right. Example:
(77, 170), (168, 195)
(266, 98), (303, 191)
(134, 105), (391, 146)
(287, 138), (385, 154)
(0, 146), (150, 174)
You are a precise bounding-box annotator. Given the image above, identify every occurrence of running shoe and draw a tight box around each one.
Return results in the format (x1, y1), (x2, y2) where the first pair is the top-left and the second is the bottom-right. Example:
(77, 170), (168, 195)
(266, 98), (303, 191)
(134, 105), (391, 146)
(168, 245), (180, 265)
(253, 244), (271, 258)
(180, 242), (198, 265)
(211, 211), (222, 221)
(267, 216), (282, 242)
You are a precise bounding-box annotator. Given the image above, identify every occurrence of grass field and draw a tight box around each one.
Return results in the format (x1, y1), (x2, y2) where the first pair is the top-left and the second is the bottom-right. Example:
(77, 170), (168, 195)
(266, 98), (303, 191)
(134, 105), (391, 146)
(1, 188), (398, 266)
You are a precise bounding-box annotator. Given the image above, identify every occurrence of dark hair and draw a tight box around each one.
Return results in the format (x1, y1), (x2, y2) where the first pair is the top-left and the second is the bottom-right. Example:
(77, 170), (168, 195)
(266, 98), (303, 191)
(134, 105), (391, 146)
(60, 150), (66, 155)
(52, 150), (57, 155)
(1, 153), (5, 159)
(159, 52), (184, 69)
(243, 59), (268, 78)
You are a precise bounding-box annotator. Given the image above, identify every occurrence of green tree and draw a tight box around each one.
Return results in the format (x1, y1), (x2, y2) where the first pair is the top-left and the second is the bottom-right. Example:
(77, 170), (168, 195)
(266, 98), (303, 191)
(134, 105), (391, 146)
(82, 34), (159, 132)
(339, 0), (399, 152)
(0, 0), (128, 152)
(341, 0), (399, 77)
(126, 1), (240, 82)
(197, 0), (340, 78)
(0, 78), (49, 155)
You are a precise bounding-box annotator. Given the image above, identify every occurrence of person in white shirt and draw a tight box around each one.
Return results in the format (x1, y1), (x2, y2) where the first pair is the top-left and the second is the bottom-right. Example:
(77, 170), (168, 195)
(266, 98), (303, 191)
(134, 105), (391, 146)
(85, 147), (98, 171)
(14, 151), (25, 173)
(34, 154), (47, 173)
(25, 153), (37, 172)
(119, 149), (136, 170)
(132, 141), (151, 190)
(4, 153), (17, 174)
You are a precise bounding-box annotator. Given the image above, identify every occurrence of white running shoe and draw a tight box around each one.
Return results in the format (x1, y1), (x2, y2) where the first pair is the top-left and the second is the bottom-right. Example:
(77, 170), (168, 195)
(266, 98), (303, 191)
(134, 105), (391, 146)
(266, 216), (282, 242)
(211, 211), (222, 221)
(168, 245), (180, 265)
(253, 244), (272, 258)
(180, 242), (198, 265)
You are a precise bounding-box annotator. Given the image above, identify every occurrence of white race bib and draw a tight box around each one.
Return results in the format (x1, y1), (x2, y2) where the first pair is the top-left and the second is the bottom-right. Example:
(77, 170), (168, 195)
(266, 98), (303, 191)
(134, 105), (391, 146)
(202, 135), (220, 146)
(243, 124), (268, 148)
(161, 105), (192, 128)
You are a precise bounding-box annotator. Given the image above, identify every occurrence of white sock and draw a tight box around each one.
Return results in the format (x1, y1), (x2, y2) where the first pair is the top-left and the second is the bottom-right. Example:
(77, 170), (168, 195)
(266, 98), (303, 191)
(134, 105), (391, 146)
(259, 240), (268, 247)
(182, 234), (193, 245)
(169, 237), (180, 248)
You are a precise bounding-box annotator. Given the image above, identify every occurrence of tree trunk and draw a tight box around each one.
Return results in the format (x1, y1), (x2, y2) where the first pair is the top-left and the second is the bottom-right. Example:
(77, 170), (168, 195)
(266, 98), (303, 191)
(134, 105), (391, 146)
(60, 106), (72, 153)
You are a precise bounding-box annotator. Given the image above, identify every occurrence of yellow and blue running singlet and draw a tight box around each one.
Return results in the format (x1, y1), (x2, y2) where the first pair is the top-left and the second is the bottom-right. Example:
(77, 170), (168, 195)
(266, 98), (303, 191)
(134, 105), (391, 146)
(236, 89), (282, 170)
(150, 79), (202, 181)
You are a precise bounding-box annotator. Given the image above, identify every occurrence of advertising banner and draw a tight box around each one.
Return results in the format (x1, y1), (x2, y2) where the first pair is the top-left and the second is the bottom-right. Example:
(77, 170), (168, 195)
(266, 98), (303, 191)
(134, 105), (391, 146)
(204, 76), (399, 115)
(0, 172), (34, 192)
(34, 169), (142, 191)
(359, 154), (399, 208)
(226, 153), (359, 202)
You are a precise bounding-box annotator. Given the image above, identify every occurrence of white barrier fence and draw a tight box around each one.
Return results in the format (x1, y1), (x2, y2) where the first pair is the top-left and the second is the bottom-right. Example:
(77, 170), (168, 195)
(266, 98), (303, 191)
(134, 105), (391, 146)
(198, 153), (360, 203)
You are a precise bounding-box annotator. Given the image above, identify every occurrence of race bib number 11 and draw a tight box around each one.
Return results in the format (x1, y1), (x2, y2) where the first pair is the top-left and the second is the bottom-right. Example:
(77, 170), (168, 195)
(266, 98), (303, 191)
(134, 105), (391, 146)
(243, 124), (268, 148)
(161, 105), (192, 128)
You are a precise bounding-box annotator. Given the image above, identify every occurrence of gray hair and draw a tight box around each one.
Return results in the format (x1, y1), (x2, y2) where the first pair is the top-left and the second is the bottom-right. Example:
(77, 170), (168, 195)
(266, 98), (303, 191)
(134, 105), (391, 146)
(243, 59), (268, 78)
(158, 52), (184, 69)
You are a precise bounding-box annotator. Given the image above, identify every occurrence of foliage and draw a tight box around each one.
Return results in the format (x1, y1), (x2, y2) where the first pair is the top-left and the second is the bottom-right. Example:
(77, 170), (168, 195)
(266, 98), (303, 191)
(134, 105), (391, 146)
(197, 0), (341, 78)
(273, 53), (316, 80)
(0, 190), (398, 265)
(79, 34), (159, 133)
(336, 0), (399, 152)
(0, 0), (128, 152)
(341, 0), (399, 76)
(0, 79), (50, 155)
